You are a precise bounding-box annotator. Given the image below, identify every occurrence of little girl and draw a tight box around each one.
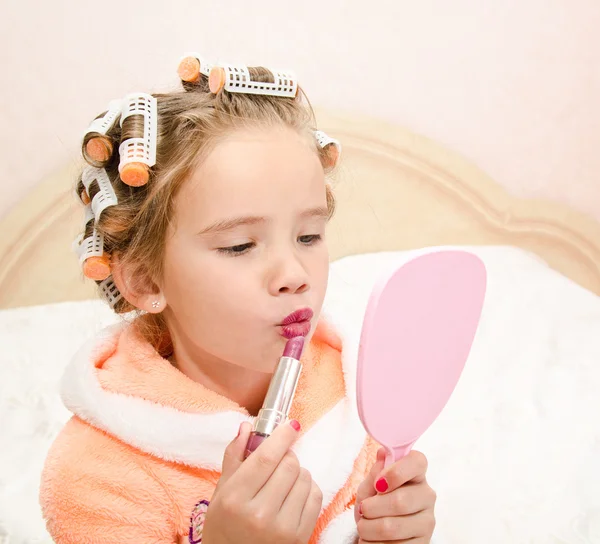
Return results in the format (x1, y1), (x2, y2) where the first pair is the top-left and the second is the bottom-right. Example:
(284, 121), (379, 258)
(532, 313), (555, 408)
(40, 54), (438, 544)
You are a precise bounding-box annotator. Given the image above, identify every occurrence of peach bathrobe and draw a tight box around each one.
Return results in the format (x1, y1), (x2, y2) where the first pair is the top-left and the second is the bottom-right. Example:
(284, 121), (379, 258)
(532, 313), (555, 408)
(39, 316), (381, 544)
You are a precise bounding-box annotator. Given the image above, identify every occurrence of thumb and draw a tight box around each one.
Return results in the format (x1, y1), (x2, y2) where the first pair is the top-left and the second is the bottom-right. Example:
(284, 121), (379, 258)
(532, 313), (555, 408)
(218, 422), (253, 489)
(355, 447), (386, 521)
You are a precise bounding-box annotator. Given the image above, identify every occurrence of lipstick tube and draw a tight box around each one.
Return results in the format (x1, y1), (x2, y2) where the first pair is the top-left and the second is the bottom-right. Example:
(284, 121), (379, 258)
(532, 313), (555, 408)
(244, 336), (305, 459)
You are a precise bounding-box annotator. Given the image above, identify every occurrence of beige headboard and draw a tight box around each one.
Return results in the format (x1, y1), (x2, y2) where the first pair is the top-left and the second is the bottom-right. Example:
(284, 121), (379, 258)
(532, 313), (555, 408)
(1, 110), (600, 309)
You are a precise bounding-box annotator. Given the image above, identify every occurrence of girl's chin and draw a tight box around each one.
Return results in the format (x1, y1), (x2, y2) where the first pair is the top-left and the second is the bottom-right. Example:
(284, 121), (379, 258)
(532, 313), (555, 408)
(232, 325), (315, 372)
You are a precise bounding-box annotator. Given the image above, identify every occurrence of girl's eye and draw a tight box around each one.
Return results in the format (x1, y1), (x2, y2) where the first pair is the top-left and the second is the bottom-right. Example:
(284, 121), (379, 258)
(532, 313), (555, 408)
(217, 242), (255, 256)
(217, 235), (322, 256)
(299, 234), (322, 245)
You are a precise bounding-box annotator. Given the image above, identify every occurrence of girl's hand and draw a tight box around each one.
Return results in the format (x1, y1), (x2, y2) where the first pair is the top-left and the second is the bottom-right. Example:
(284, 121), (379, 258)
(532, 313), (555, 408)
(201, 420), (323, 544)
(354, 448), (437, 543)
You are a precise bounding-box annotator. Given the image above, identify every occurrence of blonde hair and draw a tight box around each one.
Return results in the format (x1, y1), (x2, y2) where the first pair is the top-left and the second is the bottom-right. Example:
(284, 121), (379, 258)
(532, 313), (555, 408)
(76, 66), (337, 350)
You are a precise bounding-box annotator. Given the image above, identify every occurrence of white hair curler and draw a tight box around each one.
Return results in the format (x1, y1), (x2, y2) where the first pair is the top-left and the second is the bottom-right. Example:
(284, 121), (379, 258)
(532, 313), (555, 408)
(83, 99), (123, 162)
(208, 64), (298, 98)
(118, 93), (158, 187)
(315, 130), (341, 169)
(82, 167), (118, 222)
(74, 229), (111, 281)
(177, 52), (213, 83)
(99, 276), (123, 309)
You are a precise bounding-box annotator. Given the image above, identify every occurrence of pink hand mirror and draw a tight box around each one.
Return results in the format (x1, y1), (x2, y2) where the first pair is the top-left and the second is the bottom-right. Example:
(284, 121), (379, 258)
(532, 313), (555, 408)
(356, 250), (487, 467)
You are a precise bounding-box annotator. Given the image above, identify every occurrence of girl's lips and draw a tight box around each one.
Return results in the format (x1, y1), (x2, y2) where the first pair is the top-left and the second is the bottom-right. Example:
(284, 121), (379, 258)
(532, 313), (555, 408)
(278, 321), (311, 339)
(280, 307), (314, 325)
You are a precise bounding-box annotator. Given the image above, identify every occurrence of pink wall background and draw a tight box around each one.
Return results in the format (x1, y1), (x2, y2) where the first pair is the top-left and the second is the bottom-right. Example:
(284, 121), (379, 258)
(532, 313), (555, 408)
(1, 1), (599, 221)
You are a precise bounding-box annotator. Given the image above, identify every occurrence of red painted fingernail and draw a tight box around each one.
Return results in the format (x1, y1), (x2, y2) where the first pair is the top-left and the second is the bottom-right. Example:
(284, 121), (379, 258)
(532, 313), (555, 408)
(375, 478), (389, 493)
(358, 502), (363, 516)
(289, 419), (301, 432)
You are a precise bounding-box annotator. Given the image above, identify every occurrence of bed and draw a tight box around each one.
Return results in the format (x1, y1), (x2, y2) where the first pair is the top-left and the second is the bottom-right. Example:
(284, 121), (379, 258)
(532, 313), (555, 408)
(1, 110), (599, 543)
(1, 110), (600, 307)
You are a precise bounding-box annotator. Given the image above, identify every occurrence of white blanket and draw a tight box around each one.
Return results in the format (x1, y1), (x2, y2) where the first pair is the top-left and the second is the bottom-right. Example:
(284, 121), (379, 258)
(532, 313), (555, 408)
(1, 245), (599, 543)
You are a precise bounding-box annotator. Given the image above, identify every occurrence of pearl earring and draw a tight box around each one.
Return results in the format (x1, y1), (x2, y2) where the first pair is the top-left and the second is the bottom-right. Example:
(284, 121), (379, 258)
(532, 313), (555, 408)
(151, 301), (160, 309)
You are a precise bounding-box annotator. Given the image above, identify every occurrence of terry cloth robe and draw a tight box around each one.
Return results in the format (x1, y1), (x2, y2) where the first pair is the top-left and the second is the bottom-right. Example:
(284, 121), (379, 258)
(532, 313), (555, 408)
(39, 314), (385, 544)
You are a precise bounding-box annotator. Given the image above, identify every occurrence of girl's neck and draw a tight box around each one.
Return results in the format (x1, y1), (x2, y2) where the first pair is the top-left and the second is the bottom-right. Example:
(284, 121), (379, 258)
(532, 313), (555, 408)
(168, 341), (272, 417)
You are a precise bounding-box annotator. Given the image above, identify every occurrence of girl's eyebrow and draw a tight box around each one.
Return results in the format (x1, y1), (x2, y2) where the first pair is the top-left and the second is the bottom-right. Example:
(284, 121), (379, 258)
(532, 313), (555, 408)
(301, 206), (330, 220)
(197, 216), (264, 236)
(197, 206), (329, 236)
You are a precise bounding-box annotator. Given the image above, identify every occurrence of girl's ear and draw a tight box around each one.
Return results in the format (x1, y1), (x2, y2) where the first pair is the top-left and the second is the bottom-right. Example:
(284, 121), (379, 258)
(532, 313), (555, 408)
(110, 253), (166, 313)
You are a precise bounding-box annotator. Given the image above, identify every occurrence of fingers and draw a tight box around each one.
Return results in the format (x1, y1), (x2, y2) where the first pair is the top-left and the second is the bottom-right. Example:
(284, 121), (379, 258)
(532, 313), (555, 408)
(233, 420), (302, 499)
(356, 447), (386, 501)
(374, 451), (428, 495)
(253, 450), (301, 511)
(360, 482), (437, 519)
(355, 447), (386, 522)
(296, 478), (324, 543)
(357, 509), (436, 542)
(278, 467), (312, 525)
(219, 422), (253, 487)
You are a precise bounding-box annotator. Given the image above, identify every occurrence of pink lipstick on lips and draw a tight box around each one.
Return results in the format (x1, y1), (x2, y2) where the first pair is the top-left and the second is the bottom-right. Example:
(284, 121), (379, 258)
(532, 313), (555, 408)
(279, 308), (314, 339)
(244, 336), (306, 459)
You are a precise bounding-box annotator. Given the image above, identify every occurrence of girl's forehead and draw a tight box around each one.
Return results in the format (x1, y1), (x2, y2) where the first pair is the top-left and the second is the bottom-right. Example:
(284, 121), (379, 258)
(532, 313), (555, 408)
(177, 127), (325, 217)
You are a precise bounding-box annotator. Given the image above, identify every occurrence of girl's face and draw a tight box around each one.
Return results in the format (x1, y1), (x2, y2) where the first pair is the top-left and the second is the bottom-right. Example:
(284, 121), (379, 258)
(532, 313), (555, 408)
(161, 125), (330, 373)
